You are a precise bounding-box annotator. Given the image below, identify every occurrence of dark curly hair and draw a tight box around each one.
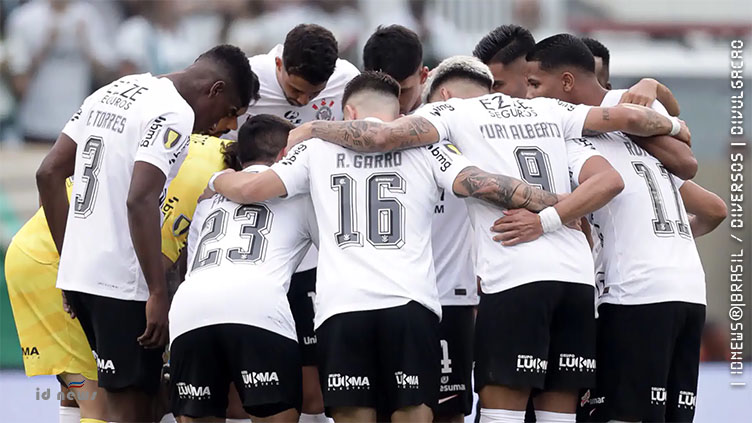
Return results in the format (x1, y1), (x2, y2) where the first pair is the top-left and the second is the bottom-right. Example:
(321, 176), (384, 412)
(283, 24), (339, 85)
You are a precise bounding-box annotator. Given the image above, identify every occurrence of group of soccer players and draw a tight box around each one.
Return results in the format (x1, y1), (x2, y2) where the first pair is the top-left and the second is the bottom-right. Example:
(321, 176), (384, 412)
(4, 21), (727, 423)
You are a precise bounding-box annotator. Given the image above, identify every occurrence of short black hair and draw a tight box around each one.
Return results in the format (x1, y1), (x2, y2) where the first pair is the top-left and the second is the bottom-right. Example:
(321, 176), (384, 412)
(342, 71), (400, 107)
(581, 37), (610, 67)
(526, 33), (595, 73)
(283, 24), (339, 85)
(196, 44), (259, 107)
(473, 25), (535, 65)
(223, 114), (295, 169)
(363, 25), (423, 82)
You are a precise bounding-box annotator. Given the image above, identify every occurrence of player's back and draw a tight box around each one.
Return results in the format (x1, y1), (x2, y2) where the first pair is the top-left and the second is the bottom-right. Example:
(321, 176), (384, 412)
(585, 90), (705, 306)
(272, 136), (468, 327)
(57, 73), (194, 301)
(169, 165), (317, 345)
(415, 94), (598, 294)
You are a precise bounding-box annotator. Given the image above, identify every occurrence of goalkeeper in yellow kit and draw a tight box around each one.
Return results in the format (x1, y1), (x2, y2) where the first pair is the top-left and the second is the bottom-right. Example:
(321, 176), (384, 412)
(5, 132), (230, 422)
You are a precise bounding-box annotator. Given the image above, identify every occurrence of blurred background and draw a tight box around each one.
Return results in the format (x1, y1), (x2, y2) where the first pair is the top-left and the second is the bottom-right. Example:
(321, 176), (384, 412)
(0, 0), (750, 420)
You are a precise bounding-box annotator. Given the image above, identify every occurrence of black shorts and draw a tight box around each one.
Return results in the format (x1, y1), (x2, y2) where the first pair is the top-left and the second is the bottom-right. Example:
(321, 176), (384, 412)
(170, 324), (301, 418)
(316, 301), (441, 415)
(288, 268), (317, 366)
(580, 302), (705, 422)
(474, 282), (596, 392)
(436, 305), (474, 417)
(64, 290), (163, 393)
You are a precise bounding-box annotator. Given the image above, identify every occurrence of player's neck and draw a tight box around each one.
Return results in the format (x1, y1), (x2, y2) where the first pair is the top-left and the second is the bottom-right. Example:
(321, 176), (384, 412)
(574, 79), (609, 107)
(163, 72), (196, 108)
(242, 160), (273, 169)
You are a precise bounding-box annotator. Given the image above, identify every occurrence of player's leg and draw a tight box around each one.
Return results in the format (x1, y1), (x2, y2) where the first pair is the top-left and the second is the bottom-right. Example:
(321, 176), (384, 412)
(170, 325), (231, 421)
(58, 373), (108, 419)
(475, 283), (555, 421)
(223, 324), (300, 423)
(533, 283), (596, 422)
(73, 292), (165, 422)
(288, 268), (326, 421)
(665, 303), (705, 422)
(588, 303), (674, 422)
(4, 242), (106, 420)
(316, 310), (379, 423)
(58, 384), (81, 423)
(225, 382), (250, 421)
(435, 305), (475, 423)
(377, 301), (440, 423)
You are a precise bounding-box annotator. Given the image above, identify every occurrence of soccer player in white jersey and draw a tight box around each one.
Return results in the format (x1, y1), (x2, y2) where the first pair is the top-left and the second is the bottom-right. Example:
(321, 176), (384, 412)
(229, 25), (359, 421)
(35, 45), (256, 422)
(207, 71), (572, 423)
(365, 26), (477, 422)
(525, 34), (728, 422)
(286, 58), (694, 423)
(169, 115), (316, 422)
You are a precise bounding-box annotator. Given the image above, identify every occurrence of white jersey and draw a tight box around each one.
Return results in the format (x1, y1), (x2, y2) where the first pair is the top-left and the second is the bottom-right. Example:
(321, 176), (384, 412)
(415, 94), (600, 294)
(233, 44), (359, 273)
(581, 89), (706, 306)
(170, 165), (317, 344)
(271, 133), (474, 328)
(432, 191), (478, 305)
(57, 73), (194, 300)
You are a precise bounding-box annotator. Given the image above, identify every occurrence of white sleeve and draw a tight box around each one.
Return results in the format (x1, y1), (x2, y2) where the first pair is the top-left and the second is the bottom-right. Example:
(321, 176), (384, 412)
(60, 105), (88, 144)
(545, 98), (593, 140)
(566, 137), (602, 187)
(648, 98), (671, 117)
(134, 111), (192, 177)
(422, 142), (473, 197)
(185, 199), (210, 274)
(269, 141), (313, 197)
(670, 174), (686, 189)
(412, 99), (464, 146)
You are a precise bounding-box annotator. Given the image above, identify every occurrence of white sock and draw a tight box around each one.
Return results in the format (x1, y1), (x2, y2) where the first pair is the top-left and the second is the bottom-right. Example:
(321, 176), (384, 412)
(159, 413), (177, 423)
(479, 408), (525, 423)
(299, 413), (331, 423)
(225, 419), (252, 423)
(59, 406), (80, 423)
(535, 410), (575, 423)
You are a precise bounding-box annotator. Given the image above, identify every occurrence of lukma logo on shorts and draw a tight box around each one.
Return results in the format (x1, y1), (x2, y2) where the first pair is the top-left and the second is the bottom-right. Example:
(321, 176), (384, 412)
(516, 355), (547, 373)
(678, 391), (696, 409)
(651, 387), (667, 405)
(176, 382), (211, 399)
(241, 370), (279, 387)
(93, 351), (115, 373)
(558, 354), (596, 372)
(394, 371), (419, 389)
(327, 373), (370, 390)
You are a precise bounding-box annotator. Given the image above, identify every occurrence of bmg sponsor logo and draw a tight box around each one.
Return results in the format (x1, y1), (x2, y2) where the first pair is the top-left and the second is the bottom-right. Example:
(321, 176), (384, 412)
(516, 355), (547, 373)
(327, 373), (370, 390)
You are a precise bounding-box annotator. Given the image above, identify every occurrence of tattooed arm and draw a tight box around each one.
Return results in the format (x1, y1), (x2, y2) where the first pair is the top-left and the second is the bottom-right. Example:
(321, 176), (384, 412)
(288, 115), (440, 153)
(582, 104), (690, 145)
(452, 166), (559, 212)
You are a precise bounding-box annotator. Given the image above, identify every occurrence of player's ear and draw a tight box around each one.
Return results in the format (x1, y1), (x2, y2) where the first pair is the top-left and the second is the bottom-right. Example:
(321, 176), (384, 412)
(344, 104), (357, 120)
(440, 87), (451, 101)
(209, 81), (225, 97)
(419, 66), (429, 84)
(275, 57), (284, 73)
(562, 72), (575, 93)
(275, 148), (286, 163)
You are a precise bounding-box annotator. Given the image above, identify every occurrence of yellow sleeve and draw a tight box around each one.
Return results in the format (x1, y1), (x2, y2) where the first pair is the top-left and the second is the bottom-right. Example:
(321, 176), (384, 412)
(160, 135), (229, 263)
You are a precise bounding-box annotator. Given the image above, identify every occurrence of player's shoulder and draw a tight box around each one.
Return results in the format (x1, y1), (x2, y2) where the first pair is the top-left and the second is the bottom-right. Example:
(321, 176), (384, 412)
(331, 58), (360, 83)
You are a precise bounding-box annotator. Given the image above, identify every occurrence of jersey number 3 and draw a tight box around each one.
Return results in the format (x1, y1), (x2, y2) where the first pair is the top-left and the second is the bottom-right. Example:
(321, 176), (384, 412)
(74, 136), (104, 218)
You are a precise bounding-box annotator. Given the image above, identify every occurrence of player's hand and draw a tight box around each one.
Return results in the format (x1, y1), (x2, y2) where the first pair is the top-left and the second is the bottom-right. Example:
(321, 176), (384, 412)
(61, 291), (75, 319)
(198, 185), (215, 202)
(675, 119), (691, 147)
(490, 208), (544, 246)
(287, 122), (312, 150)
(138, 291), (169, 349)
(620, 78), (658, 107)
